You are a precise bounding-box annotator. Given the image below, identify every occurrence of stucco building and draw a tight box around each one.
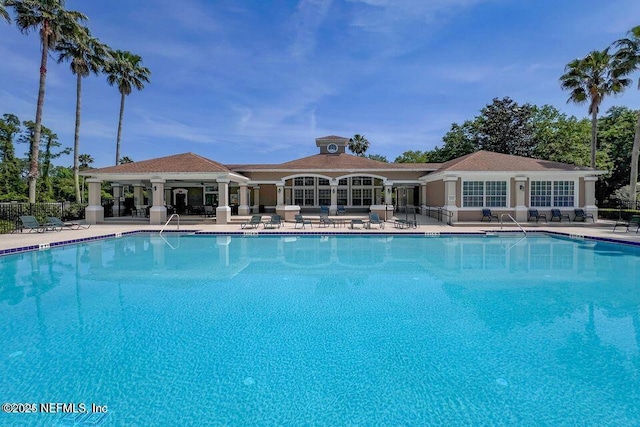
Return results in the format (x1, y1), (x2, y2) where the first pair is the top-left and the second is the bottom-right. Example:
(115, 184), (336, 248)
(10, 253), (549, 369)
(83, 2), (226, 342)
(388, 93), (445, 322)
(82, 135), (601, 225)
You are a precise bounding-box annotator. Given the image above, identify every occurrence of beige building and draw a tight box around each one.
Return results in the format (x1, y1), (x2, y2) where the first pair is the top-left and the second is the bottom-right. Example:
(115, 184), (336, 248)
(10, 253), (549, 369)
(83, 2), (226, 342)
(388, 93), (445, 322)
(82, 135), (602, 225)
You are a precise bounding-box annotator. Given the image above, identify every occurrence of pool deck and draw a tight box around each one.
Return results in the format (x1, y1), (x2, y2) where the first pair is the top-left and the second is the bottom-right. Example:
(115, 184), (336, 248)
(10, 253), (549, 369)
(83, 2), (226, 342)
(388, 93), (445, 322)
(1, 215), (639, 254)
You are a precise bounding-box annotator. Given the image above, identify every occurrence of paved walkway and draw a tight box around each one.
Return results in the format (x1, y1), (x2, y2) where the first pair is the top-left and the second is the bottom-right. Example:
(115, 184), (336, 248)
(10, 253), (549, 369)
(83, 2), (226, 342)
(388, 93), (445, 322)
(1, 216), (639, 253)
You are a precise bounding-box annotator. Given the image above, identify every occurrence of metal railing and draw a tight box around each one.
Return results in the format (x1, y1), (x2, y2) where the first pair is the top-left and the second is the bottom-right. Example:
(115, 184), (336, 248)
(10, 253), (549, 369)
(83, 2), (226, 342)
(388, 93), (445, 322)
(500, 213), (526, 236)
(159, 214), (180, 235)
(0, 202), (86, 234)
(423, 205), (453, 225)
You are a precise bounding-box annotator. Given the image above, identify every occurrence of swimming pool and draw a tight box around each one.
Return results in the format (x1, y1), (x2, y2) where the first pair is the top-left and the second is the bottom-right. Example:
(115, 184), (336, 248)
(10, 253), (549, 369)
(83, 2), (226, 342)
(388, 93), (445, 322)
(1, 234), (639, 425)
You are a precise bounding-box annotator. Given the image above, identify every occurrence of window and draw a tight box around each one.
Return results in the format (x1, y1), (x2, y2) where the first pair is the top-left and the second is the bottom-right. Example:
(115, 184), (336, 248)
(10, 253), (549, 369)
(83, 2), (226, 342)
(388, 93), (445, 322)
(553, 181), (574, 207)
(462, 181), (484, 207)
(530, 181), (551, 207)
(318, 178), (330, 186)
(462, 180), (507, 207)
(337, 189), (348, 205)
(530, 180), (574, 207)
(318, 189), (330, 206)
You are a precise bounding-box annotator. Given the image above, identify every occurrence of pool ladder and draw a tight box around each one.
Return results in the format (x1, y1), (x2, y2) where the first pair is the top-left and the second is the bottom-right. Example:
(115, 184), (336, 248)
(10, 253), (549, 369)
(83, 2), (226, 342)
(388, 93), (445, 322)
(499, 213), (526, 236)
(159, 214), (180, 235)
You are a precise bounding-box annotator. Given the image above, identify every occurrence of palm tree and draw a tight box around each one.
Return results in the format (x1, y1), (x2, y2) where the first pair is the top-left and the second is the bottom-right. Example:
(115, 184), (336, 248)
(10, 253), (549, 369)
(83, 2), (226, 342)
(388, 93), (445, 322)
(7, 0), (86, 202)
(348, 134), (370, 156)
(78, 153), (93, 203)
(105, 50), (150, 165)
(57, 26), (110, 203)
(560, 48), (631, 169)
(1, 0), (11, 22)
(613, 26), (640, 206)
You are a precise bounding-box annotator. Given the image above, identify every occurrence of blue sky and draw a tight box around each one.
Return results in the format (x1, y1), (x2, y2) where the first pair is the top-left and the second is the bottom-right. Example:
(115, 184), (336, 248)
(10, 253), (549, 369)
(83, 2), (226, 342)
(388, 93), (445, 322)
(1, 0), (639, 168)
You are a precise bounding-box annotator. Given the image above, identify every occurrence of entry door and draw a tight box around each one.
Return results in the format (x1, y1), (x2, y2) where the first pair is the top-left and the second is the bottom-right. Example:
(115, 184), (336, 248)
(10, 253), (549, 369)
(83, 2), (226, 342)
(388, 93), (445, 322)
(175, 193), (187, 213)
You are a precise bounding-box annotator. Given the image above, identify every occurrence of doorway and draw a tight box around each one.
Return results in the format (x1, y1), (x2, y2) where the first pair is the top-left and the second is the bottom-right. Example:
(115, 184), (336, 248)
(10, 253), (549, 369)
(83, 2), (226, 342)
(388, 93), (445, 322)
(175, 193), (187, 213)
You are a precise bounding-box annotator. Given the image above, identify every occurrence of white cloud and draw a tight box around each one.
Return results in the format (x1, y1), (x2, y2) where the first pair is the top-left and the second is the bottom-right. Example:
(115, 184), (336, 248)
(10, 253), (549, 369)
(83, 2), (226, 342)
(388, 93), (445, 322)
(291, 0), (334, 59)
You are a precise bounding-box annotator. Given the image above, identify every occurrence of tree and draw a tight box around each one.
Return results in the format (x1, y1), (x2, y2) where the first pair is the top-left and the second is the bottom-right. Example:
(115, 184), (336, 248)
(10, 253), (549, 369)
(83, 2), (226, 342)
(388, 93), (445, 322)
(0, 114), (26, 200)
(394, 150), (430, 163)
(348, 134), (370, 156)
(1, 0), (11, 22)
(434, 120), (477, 162)
(613, 25), (640, 206)
(119, 156), (133, 164)
(560, 48), (632, 168)
(475, 97), (537, 157)
(7, 0), (86, 202)
(366, 154), (388, 163)
(105, 50), (150, 165)
(57, 25), (110, 203)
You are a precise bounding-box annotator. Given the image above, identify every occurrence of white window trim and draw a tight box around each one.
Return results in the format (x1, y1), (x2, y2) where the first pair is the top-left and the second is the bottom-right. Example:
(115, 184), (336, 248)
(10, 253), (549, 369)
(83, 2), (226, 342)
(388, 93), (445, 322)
(529, 177), (579, 208)
(460, 177), (510, 209)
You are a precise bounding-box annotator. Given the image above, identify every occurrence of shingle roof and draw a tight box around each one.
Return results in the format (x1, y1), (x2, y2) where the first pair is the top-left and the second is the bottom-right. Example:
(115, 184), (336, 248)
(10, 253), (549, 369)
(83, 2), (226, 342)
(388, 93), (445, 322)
(228, 153), (441, 171)
(437, 150), (593, 172)
(89, 153), (233, 174)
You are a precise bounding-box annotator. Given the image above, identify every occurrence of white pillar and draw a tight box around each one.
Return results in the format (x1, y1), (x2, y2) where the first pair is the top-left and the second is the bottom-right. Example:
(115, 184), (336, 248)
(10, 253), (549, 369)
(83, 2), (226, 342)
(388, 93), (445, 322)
(85, 178), (104, 224)
(443, 176), (458, 222)
(330, 181), (338, 212)
(238, 183), (250, 215)
(514, 176), (527, 222)
(420, 183), (427, 214)
(133, 183), (144, 207)
(276, 182), (284, 207)
(584, 176), (598, 219)
(149, 178), (167, 225)
(111, 182), (123, 217)
(216, 179), (231, 224)
(252, 186), (260, 213)
(384, 184), (393, 205)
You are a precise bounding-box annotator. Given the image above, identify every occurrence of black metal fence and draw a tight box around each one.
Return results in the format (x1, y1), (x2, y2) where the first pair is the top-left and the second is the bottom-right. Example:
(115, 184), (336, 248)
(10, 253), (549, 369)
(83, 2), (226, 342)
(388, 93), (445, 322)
(0, 202), (87, 234)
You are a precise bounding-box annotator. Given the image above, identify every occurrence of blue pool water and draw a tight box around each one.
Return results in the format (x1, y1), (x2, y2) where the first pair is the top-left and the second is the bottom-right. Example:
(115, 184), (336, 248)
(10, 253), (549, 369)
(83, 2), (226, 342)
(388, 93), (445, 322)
(1, 234), (639, 426)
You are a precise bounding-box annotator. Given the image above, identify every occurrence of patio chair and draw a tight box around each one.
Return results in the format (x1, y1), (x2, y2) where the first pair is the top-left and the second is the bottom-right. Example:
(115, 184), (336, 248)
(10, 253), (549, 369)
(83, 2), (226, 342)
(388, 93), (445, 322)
(336, 205), (346, 215)
(263, 214), (283, 229)
(320, 206), (330, 215)
(18, 215), (56, 233)
(366, 212), (385, 229)
(294, 214), (312, 229)
(319, 214), (335, 228)
(550, 209), (570, 222)
(573, 208), (594, 222)
(241, 215), (263, 229)
(203, 205), (215, 218)
(613, 215), (640, 233)
(350, 219), (364, 229)
(527, 209), (547, 222)
(481, 209), (498, 222)
(46, 216), (91, 230)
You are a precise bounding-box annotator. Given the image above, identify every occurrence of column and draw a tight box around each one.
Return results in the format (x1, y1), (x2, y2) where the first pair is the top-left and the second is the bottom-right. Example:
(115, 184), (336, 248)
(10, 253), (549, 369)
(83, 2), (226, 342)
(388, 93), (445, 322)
(420, 183), (427, 215)
(584, 176), (598, 219)
(216, 179), (231, 224)
(443, 176), (458, 223)
(149, 178), (167, 225)
(330, 181), (338, 213)
(252, 186), (260, 213)
(276, 182), (284, 207)
(514, 176), (528, 222)
(133, 183), (144, 208)
(111, 182), (123, 217)
(384, 184), (393, 205)
(238, 183), (250, 215)
(85, 178), (104, 224)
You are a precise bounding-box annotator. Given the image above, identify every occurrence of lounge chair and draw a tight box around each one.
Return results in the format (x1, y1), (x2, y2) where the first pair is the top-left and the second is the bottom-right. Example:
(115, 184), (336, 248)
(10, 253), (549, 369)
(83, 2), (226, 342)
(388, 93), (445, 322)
(481, 209), (498, 222)
(319, 214), (335, 228)
(613, 215), (640, 233)
(336, 205), (346, 216)
(573, 208), (594, 222)
(17, 215), (47, 233)
(241, 215), (262, 229)
(528, 209), (547, 222)
(550, 209), (570, 222)
(350, 219), (364, 229)
(263, 214), (283, 229)
(320, 206), (330, 215)
(47, 216), (91, 230)
(366, 212), (385, 229)
(294, 214), (312, 229)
